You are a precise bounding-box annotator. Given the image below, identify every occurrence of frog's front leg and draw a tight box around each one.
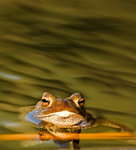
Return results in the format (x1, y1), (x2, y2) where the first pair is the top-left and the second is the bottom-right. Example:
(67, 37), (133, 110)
(54, 139), (80, 149)
(73, 139), (80, 149)
(54, 140), (70, 149)
(38, 122), (51, 141)
(72, 129), (81, 150)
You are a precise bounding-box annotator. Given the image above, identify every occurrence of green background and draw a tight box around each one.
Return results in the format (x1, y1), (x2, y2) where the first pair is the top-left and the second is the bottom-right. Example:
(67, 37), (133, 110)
(0, 0), (136, 149)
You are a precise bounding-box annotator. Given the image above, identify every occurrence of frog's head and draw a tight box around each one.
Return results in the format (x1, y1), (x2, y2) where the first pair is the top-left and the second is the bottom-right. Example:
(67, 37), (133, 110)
(34, 92), (90, 128)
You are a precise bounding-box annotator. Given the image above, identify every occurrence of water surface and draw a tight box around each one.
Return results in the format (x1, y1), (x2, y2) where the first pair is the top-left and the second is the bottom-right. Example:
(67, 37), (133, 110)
(0, 0), (136, 149)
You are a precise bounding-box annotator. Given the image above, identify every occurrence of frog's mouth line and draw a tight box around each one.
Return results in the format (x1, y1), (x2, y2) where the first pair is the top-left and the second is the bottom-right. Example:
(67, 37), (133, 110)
(35, 110), (87, 127)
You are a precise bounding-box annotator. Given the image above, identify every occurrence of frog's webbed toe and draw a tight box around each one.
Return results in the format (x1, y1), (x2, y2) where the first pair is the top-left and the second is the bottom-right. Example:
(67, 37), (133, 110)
(39, 131), (47, 141)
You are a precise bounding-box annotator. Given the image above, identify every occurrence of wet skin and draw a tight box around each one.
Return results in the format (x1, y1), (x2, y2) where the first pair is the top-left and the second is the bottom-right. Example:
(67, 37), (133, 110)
(26, 92), (93, 149)
(25, 92), (132, 149)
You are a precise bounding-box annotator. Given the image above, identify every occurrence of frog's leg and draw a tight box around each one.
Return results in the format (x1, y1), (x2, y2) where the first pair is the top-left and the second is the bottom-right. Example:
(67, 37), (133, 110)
(91, 117), (132, 132)
(73, 139), (80, 149)
(38, 130), (50, 141)
(72, 129), (81, 150)
(38, 122), (51, 141)
(54, 140), (70, 149)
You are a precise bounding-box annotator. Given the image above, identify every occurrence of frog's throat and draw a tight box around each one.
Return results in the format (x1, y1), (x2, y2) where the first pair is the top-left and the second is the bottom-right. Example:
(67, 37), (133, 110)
(36, 110), (75, 118)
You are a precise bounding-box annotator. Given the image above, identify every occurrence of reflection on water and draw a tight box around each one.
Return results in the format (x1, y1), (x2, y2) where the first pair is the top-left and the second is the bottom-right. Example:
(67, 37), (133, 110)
(0, 0), (136, 149)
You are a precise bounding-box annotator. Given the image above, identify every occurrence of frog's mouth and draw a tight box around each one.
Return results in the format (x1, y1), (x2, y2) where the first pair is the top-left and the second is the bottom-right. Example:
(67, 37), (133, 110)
(35, 110), (88, 127)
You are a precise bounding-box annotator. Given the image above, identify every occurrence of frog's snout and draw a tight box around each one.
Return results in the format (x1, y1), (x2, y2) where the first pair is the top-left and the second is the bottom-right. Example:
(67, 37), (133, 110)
(35, 110), (87, 127)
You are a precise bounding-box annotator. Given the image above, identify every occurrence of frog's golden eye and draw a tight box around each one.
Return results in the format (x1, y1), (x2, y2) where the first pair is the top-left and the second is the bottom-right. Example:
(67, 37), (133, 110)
(78, 98), (85, 107)
(41, 92), (56, 108)
(70, 93), (85, 107)
(41, 98), (50, 107)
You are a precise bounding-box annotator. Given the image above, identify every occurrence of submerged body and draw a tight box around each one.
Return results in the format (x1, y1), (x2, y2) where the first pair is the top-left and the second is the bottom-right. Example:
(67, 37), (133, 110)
(25, 92), (132, 149)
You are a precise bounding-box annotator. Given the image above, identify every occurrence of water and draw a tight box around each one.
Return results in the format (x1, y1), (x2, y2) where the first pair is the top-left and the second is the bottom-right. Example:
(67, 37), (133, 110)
(0, 0), (136, 149)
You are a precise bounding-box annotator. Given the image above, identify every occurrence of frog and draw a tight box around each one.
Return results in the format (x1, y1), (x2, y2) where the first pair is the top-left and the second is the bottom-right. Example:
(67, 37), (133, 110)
(25, 92), (132, 149)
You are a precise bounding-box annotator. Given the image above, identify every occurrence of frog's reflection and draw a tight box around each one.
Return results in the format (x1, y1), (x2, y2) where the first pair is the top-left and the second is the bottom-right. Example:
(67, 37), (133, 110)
(25, 92), (132, 149)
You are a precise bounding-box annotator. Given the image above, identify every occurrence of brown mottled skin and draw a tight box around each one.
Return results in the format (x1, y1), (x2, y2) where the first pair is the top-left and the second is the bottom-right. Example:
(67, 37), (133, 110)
(26, 92), (132, 149)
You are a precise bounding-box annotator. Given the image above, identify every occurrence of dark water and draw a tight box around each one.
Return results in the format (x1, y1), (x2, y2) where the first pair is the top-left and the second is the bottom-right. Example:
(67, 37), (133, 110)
(0, 0), (136, 149)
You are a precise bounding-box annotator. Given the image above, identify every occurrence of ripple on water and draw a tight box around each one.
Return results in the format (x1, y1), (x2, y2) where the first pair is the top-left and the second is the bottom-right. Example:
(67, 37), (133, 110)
(0, 0), (136, 149)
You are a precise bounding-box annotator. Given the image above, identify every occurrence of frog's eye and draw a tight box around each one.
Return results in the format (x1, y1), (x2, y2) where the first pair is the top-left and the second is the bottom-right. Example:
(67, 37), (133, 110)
(70, 93), (85, 107)
(41, 92), (56, 107)
(78, 98), (85, 107)
(41, 98), (50, 107)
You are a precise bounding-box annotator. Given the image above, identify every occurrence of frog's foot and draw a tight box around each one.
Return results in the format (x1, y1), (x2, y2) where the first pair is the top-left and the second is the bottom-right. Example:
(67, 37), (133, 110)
(39, 131), (46, 141)
(38, 131), (50, 141)
(73, 140), (80, 150)
(54, 140), (70, 149)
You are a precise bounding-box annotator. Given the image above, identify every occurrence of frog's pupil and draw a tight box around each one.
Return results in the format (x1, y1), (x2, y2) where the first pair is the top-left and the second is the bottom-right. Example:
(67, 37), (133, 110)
(78, 100), (85, 105)
(42, 99), (48, 103)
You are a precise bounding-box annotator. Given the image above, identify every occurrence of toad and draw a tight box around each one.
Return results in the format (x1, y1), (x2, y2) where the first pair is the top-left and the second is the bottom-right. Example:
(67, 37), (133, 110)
(25, 92), (131, 149)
